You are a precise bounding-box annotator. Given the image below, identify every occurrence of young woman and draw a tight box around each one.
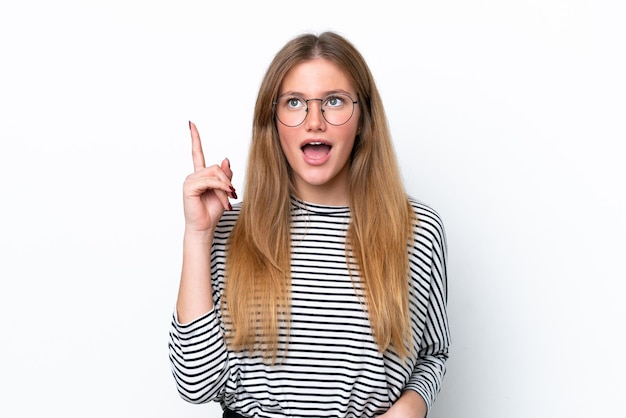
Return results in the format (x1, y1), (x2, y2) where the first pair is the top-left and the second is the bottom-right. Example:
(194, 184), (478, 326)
(169, 32), (450, 418)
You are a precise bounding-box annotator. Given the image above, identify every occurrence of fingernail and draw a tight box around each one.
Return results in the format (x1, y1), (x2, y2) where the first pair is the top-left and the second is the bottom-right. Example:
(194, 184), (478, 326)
(226, 158), (231, 168)
(188, 120), (192, 130)
(228, 203), (233, 211)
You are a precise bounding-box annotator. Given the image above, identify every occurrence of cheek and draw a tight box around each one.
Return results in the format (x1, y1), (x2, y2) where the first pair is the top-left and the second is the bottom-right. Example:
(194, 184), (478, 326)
(345, 115), (360, 138)
(277, 126), (297, 157)
(338, 125), (359, 147)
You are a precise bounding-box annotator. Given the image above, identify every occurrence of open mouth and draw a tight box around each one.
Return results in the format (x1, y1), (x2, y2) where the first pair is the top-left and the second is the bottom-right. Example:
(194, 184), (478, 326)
(301, 141), (332, 159)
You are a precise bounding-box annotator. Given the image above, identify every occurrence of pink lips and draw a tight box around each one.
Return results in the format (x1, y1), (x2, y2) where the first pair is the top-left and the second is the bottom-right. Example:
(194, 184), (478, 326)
(301, 141), (332, 165)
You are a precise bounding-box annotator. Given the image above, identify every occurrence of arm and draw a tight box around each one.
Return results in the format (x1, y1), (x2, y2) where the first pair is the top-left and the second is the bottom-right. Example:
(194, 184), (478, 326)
(410, 207), (450, 414)
(176, 228), (215, 322)
(382, 313), (448, 418)
(379, 390), (427, 418)
(168, 121), (236, 402)
(388, 203), (450, 416)
(176, 121), (235, 323)
(169, 309), (230, 403)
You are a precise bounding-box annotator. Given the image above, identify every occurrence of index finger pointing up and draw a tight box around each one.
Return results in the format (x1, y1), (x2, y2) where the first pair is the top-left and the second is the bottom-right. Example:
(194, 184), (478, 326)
(189, 121), (206, 172)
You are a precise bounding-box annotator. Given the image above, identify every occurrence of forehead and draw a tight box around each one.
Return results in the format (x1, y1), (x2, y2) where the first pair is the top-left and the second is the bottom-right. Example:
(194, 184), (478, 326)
(279, 58), (354, 95)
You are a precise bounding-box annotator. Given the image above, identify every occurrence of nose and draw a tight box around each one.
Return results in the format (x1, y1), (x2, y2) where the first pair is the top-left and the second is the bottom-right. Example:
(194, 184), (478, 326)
(304, 99), (326, 130)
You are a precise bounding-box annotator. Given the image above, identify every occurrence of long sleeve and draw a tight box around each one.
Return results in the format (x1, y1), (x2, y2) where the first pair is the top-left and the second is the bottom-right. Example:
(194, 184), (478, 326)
(168, 308), (230, 403)
(404, 199), (450, 411)
(168, 208), (240, 404)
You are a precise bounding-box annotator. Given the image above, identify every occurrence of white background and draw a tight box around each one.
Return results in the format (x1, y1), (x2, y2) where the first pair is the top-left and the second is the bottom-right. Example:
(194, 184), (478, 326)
(1, 1), (624, 417)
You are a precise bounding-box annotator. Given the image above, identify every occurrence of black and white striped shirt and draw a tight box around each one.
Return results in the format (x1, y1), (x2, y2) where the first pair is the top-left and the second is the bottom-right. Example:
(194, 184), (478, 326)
(169, 197), (449, 417)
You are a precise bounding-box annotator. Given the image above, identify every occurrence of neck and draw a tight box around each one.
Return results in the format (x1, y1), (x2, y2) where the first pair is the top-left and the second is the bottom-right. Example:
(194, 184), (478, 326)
(295, 188), (350, 206)
(293, 177), (350, 206)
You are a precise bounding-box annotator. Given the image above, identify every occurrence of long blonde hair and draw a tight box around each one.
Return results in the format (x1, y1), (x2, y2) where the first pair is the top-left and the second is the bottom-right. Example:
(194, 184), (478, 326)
(224, 32), (415, 361)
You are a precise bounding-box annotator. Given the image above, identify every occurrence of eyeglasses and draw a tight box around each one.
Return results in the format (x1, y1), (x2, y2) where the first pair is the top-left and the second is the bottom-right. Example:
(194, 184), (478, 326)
(273, 93), (358, 127)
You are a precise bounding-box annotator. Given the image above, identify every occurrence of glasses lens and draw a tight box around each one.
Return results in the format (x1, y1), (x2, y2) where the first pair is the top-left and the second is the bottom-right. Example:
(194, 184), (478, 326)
(275, 93), (356, 127)
(321, 94), (355, 126)
(275, 95), (307, 127)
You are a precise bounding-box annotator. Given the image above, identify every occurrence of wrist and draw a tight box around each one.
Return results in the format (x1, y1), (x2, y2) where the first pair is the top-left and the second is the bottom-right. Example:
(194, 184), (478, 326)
(390, 390), (427, 418)
(183, 227), (215, 242)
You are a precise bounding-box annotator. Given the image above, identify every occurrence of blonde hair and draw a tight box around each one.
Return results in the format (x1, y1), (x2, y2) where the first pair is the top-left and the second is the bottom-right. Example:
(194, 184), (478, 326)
(224, 32), (415, 361)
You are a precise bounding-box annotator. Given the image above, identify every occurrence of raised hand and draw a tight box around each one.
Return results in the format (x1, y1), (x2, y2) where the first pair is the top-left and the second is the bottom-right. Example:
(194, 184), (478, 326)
(182, 121), (236, 234)
(176, 121), (236, 322)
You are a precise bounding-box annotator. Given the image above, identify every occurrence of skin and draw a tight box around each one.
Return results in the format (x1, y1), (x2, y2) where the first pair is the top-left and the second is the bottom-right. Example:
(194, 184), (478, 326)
(277, 58), (359, 206)
(380, 390), (428, 418)
(175, 59), (426, 417)
(176, 121), (234, 323)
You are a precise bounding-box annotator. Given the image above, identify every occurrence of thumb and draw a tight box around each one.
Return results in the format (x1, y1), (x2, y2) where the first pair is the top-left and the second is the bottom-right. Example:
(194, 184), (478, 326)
(222, 158), (233, 181)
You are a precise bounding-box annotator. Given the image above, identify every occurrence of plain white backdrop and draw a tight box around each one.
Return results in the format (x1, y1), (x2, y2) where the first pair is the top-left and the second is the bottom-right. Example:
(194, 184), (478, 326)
(1, 1), (624, 417)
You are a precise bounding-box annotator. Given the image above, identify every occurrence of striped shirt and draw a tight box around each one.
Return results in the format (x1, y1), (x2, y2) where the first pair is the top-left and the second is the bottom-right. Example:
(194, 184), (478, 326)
(169, 197), (449, 417)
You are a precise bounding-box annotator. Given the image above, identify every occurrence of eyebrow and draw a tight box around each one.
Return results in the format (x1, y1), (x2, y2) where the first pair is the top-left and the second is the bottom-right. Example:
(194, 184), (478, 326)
(278, 89), (355, 98)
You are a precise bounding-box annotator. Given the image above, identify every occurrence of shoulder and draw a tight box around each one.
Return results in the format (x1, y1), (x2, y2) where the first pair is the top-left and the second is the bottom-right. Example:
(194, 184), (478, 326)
(214, 202), (242, 238)
(407, 196), (447, 250)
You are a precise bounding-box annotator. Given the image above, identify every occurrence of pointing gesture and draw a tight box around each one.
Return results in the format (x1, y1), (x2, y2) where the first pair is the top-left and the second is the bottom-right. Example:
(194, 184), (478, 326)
(182, 121), (236, 234)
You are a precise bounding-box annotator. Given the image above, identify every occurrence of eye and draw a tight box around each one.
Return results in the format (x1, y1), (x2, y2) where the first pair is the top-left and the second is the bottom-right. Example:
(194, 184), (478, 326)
(283, 96), (306, 110)
(324, 95), (345, 108)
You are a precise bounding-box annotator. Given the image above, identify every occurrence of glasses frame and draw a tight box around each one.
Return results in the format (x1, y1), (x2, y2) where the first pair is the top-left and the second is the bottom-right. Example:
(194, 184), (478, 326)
(273, 93), (359, 127)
